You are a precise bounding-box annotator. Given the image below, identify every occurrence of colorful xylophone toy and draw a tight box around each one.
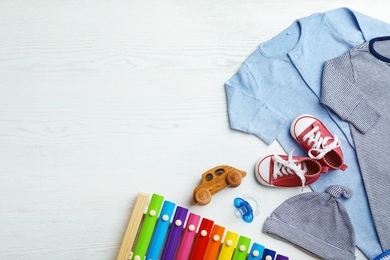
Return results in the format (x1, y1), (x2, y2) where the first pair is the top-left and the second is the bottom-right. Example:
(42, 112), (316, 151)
(116, 193), (289, 260)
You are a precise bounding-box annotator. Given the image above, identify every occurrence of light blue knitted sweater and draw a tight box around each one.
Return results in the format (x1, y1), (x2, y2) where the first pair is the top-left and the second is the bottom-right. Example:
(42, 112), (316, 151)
(226, 8), (390, 258)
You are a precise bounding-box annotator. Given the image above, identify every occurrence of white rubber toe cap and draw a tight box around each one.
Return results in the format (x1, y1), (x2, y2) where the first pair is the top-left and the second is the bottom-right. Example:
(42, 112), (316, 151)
(290, 114), (317, 140)
(255, 155), (272, 186)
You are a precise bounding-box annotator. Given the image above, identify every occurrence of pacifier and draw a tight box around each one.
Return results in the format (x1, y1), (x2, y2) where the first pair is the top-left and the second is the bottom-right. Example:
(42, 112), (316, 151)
(233, 194), (261, 223)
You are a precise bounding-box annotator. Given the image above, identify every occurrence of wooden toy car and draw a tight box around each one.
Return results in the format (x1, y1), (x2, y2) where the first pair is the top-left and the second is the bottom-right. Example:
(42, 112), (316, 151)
(192, 165), (247, 205)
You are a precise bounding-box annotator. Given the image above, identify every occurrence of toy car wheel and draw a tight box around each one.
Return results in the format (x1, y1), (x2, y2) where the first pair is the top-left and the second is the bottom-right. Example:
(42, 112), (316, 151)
(194, 188), (212, 205)
(227, 172), (242, 187)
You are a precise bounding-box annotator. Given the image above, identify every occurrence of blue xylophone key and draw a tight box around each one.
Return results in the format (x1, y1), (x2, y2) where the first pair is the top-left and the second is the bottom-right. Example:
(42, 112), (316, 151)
(261, 248), (276, 260)
(247, 242), (265, 260)
(145, 200), (176, 260)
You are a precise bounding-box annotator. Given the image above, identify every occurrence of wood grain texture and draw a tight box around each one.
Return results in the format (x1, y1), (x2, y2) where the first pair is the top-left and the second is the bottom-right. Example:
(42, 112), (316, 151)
(1, 0), (389, 259)
(116, 192), (149, 260)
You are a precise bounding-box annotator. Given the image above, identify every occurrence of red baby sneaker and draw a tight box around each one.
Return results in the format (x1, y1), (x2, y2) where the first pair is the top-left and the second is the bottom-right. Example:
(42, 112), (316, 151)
(290, 114), (348, 171)
(255, 152), (328, 188)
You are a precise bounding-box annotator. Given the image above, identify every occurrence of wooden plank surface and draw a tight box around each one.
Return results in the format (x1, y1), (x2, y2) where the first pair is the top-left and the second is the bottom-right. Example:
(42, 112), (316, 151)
(1, 1), (389, 259)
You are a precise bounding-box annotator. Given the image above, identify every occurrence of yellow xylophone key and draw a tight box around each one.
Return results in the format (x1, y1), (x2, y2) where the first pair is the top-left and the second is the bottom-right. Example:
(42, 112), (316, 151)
(217, 231), (239, 260)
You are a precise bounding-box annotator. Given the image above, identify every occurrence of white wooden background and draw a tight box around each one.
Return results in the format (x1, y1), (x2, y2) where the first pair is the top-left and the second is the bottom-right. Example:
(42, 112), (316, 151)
(1, 1), (389, 259)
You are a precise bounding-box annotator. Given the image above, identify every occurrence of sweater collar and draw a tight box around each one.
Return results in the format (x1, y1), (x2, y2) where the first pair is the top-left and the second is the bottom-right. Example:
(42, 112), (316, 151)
(369, 36), (390, 63)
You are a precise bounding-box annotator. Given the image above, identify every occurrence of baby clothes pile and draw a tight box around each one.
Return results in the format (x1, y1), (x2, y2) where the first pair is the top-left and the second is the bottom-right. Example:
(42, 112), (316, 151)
(225, 7), (390, 259)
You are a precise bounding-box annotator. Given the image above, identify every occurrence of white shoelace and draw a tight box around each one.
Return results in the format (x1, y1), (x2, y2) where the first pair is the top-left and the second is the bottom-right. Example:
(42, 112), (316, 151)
(273, 151), (307, 189)
(302, 125), (341, 160)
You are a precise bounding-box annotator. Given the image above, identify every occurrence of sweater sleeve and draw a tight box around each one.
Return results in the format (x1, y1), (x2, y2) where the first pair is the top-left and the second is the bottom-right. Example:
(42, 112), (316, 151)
(225, 63), (287, 145)
(352, 9), (390, 41)
(320, 54), (381, 133)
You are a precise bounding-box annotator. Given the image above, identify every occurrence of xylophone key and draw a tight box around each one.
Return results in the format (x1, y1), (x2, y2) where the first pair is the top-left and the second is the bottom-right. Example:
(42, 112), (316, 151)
(116, 192), (150, 260)
(202, 224), (226, 259)
(275, 254), (289, 260)
(261, 248), (276, 260)
(247, 242), (265, 260)
(189, 218), (214, 260)
(116, 192), (290, 260)
(145, 200), (176, 260)
(176, 213), (201, 260)
(218, 231), (239, 260)
(132, 194), (164, 260)
(160, 206), (189, 260)
(232, 235), (251, 260)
